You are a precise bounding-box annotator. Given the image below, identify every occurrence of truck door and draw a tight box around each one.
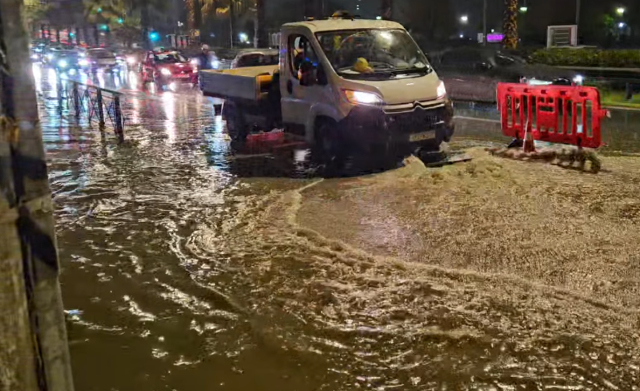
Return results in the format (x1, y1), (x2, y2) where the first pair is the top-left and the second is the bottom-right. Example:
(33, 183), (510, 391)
(281, 34), (331, 142)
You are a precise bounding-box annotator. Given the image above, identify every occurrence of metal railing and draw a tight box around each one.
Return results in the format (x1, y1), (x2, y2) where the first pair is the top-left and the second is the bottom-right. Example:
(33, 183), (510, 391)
(56, 80), (126, 142)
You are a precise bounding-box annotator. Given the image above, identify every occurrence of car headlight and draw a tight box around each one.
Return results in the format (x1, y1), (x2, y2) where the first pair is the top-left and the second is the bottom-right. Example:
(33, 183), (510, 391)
(58, 59), (68, 68)
(342, 89), (382, 105)
(79, 59), (89, 66)
(31, 53), (39, 60)
(190, 58), (199, 66)
(436, 80), (447, 99)
(160, 68), (172, 76)
(46, 53), (54, 60)
(573, 74), (584, 85)
(127, 56), (137, 65)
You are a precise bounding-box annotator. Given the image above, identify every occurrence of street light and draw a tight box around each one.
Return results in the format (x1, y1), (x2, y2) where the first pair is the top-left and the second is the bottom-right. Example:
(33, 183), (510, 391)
(616, 7), (625, 16)
(618, 22), (626, 29)
(520, 6), (528, 12)
(460, 15), (468, 24)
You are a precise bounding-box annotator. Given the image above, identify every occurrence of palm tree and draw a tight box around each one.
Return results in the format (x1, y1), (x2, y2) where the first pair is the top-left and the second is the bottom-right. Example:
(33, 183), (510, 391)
(503, 0), (518, 49)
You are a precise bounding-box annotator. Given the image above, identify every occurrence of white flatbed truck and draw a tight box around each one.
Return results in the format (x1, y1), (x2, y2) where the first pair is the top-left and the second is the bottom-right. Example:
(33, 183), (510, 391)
(200, 15), (454, 155)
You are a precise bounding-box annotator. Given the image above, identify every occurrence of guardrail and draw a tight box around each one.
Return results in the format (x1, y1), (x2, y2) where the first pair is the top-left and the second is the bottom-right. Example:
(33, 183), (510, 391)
(56, 80), (126, 142)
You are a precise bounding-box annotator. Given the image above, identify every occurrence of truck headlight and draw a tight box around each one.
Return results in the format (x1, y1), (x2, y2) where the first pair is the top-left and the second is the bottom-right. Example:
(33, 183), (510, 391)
(573, 74), (584, 85)
(160, 68), (172, 76)
(342, 89), (382, 105)
(58, 59), (68, 68)
(437, 80), (447, 99)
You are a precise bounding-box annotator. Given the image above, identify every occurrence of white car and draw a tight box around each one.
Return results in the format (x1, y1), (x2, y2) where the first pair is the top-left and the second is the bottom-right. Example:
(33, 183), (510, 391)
(230, 49), (279, 69)
(87, 48), (118, 71)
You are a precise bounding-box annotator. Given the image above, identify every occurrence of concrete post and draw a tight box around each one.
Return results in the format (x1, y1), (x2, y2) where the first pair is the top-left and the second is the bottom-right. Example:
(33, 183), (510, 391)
(0, 0), (75, 390)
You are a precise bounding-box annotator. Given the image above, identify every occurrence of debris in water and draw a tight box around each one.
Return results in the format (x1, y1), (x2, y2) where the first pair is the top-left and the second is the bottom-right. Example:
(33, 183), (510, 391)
(486, 146), (602, 173)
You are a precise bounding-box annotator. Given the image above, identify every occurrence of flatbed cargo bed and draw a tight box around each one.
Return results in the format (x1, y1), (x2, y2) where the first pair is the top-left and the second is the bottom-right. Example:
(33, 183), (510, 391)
(199, 65), (279, 102)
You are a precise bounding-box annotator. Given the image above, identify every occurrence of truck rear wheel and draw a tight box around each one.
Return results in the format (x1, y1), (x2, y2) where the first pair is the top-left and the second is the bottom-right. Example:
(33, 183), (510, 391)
(225, 105), (248, 142)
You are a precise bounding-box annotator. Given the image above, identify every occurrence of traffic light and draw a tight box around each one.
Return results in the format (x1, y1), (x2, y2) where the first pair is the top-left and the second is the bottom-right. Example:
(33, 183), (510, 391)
(97, 7), (102, 13)
(118, 18), (123, 24)
(100, 24), (109, 31)
(149, 31), (160, 41)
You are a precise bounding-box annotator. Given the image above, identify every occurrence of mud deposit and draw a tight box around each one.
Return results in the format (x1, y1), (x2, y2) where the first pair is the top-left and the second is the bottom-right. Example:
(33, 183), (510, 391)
(294, 149), (640, 389)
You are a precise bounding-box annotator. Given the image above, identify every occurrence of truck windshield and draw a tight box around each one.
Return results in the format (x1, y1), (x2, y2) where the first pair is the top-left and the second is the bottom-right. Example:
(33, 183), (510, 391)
(316, 29), (432, 80)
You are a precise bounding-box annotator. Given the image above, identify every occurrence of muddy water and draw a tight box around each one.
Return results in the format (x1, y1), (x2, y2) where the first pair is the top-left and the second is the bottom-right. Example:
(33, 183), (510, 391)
(38, 70), (640, 390)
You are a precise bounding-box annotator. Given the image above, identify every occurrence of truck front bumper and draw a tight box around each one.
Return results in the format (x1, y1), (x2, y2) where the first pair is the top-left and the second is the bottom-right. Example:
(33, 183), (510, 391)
(338, 99), (454, 150)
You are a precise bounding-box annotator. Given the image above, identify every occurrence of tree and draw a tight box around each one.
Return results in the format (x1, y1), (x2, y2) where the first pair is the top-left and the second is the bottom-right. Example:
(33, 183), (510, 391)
(23, 0), (51, 36)
(112, 16), (141, 47)
(503, 0), (518, 49)
(201, 0), (253, 47)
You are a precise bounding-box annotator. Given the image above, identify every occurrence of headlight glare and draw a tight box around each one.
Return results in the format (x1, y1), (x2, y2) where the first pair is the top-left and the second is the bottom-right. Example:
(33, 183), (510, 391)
(437, 80), (447, 99)
(342, 89), (382, 105)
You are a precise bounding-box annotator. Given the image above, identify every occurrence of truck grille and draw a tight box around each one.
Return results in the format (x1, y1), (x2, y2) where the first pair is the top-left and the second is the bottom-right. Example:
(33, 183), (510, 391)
(385, 106), (445, 133)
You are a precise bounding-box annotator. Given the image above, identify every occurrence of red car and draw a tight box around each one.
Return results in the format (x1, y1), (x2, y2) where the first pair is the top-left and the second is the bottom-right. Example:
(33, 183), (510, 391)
(141, 51), (198, 89)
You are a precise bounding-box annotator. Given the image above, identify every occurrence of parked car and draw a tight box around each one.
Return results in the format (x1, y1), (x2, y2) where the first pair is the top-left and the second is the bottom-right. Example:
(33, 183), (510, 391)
(141, 50), (198, 89)
(86, 48), (118, 71)
(230, 49), (279, 69)
(431, 47), (582, 102)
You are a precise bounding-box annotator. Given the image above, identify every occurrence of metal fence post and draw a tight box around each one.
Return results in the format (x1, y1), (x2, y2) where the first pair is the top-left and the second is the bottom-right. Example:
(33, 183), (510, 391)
(72, 82), (80, 120)
(114, 94), (124, 142)
(97, 89), (105, 130)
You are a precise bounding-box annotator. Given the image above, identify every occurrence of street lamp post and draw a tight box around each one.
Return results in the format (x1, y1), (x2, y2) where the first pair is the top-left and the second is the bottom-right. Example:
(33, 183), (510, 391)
(483, 0), (487, 46)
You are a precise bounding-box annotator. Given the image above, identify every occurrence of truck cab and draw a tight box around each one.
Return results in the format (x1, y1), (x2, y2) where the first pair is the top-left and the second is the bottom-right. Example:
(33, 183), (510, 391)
(200, 16), (454, 155)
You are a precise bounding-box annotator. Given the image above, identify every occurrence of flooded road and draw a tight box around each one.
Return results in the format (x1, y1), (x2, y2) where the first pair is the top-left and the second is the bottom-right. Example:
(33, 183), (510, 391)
(37, 65), (640, 390)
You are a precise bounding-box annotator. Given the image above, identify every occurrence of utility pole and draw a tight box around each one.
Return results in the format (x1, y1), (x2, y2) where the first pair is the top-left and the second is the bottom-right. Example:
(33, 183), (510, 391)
(575, 0), (581, 28)
(0, 0), (75, 390)
(255, 0), (266, 48)
(483, 0), (487, 46)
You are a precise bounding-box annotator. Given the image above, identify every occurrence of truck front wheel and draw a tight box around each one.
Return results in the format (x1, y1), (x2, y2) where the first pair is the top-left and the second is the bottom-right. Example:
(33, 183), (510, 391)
(314, 119), (346, 165)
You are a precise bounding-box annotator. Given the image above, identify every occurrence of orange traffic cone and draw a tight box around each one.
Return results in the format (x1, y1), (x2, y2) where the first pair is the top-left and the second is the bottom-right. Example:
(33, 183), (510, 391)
(523, 120), (535, 153)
